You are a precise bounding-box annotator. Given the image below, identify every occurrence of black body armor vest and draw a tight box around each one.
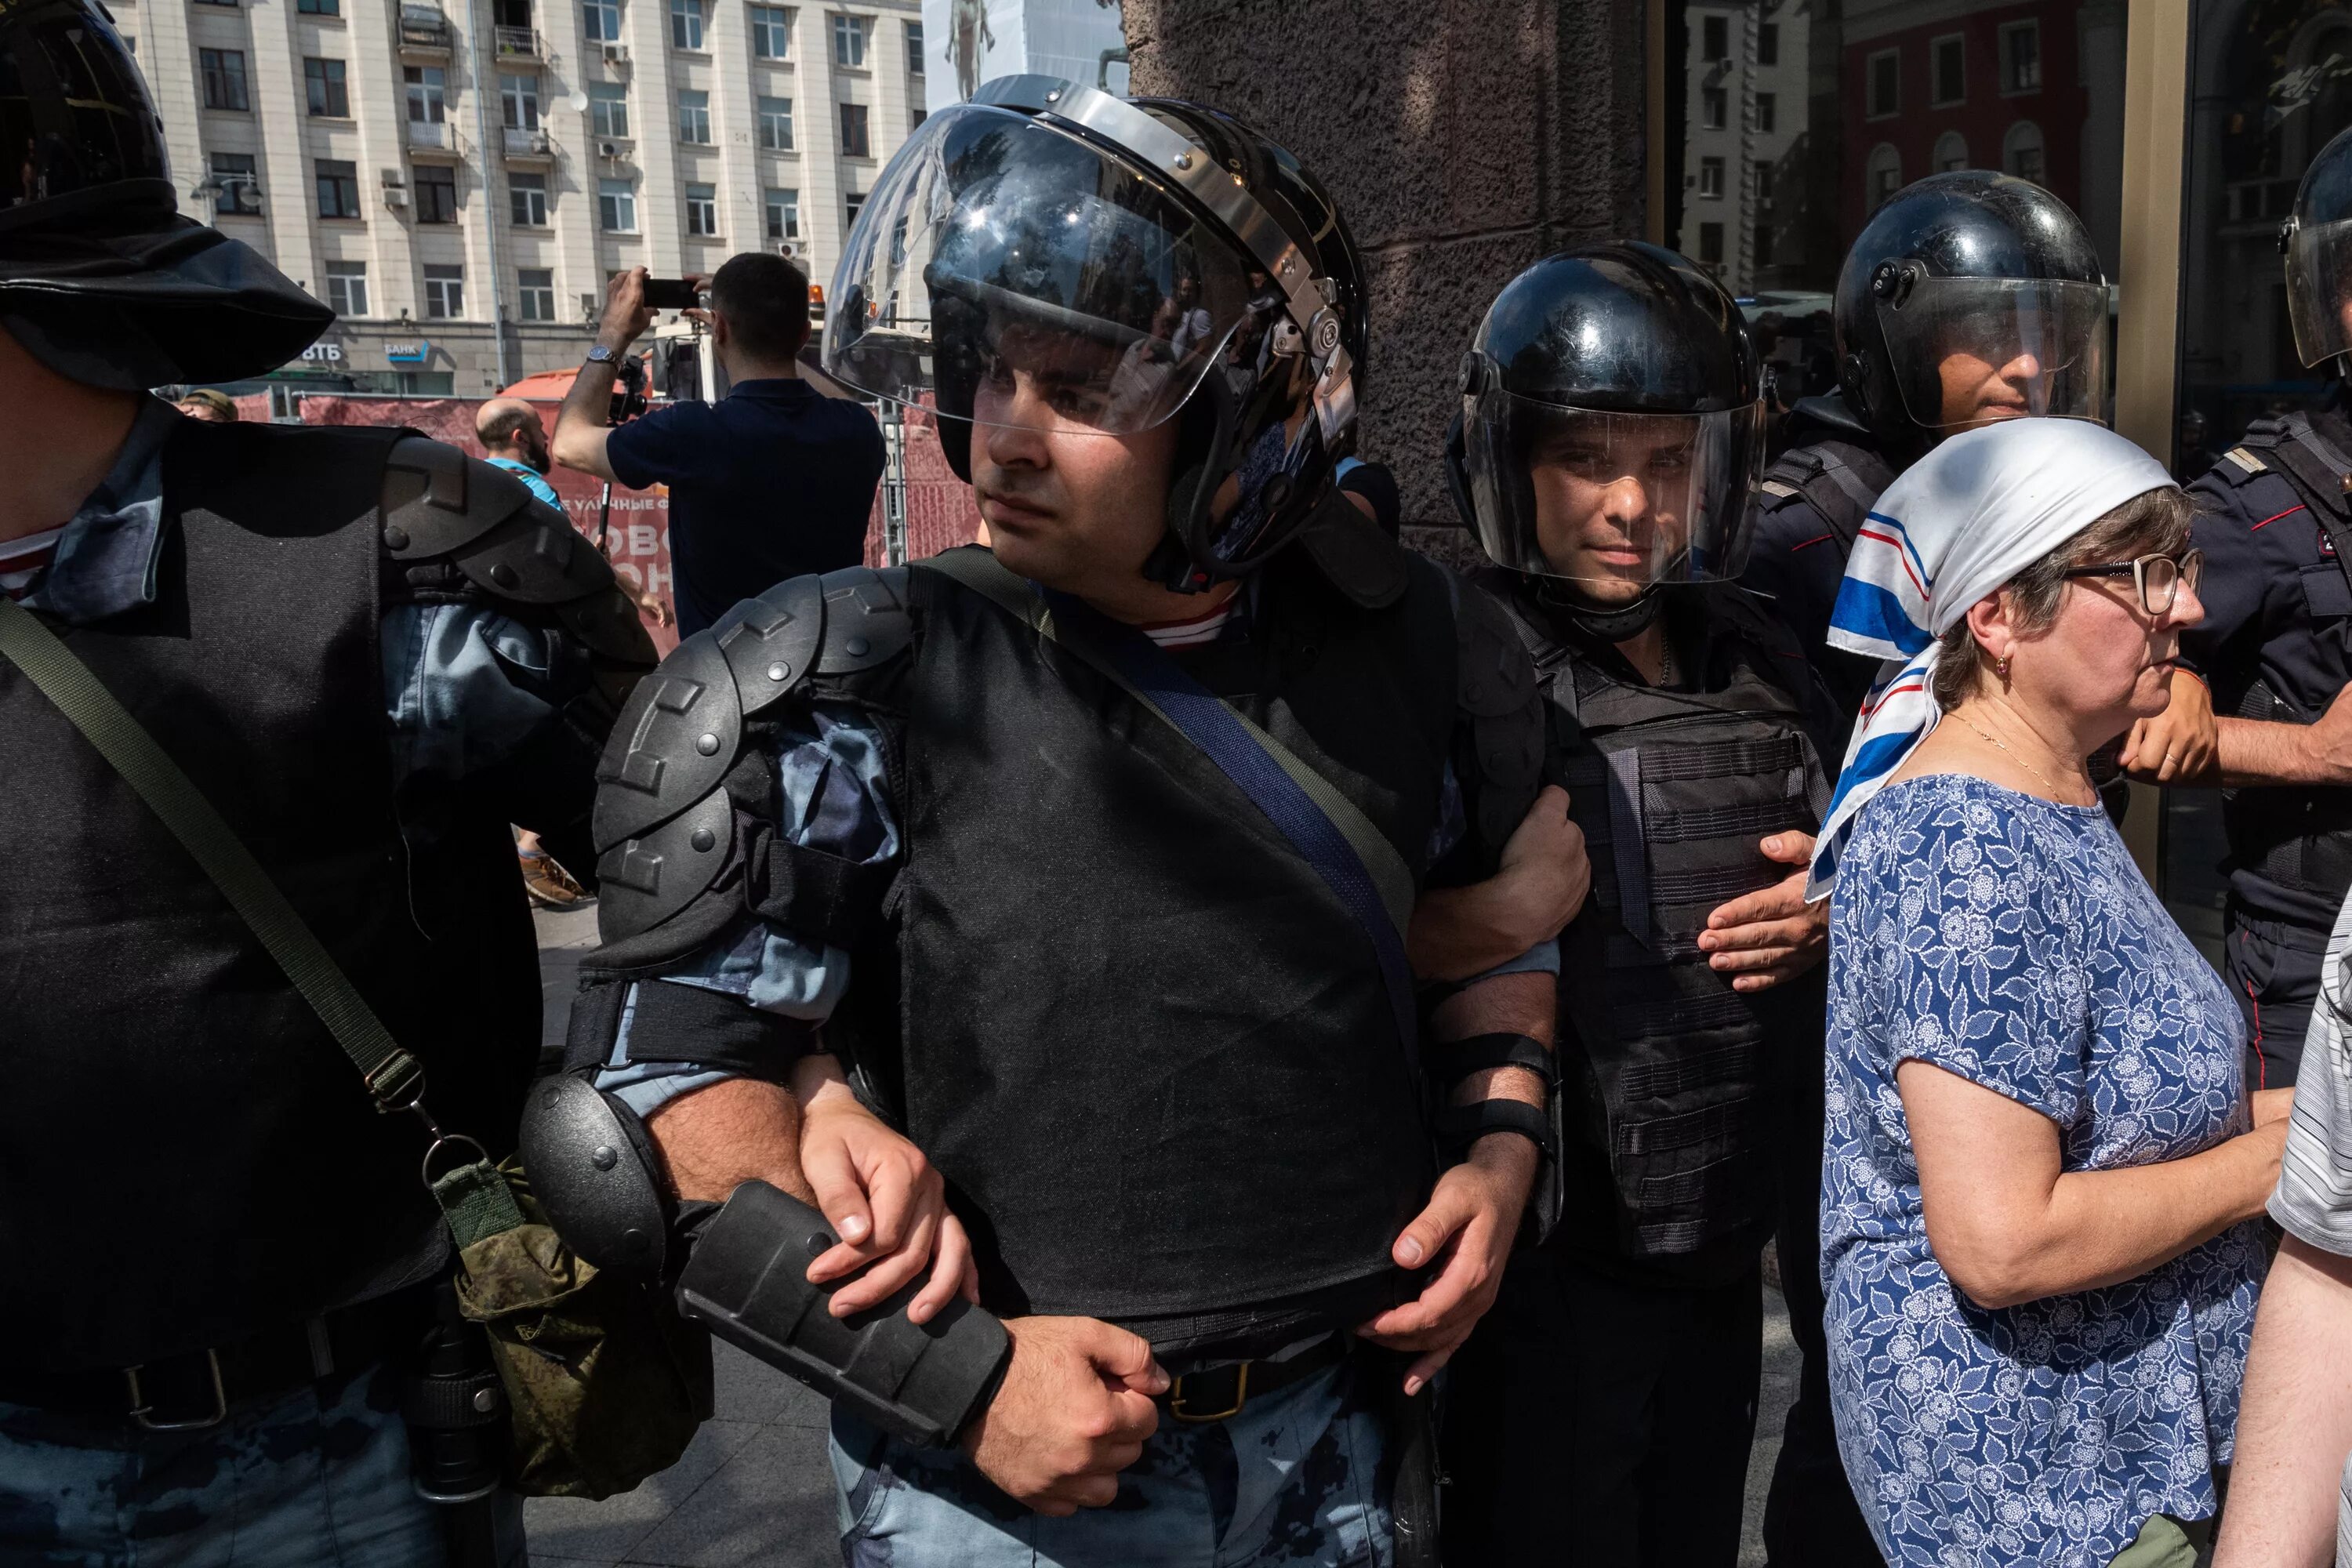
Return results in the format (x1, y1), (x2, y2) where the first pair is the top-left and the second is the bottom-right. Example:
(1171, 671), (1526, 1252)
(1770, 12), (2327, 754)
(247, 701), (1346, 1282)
(1486, 576), (1831, 1275)
(1758, 436), (1896, 560)
(1, 420), (648, 1370)
(2210, 413), (2352, 906)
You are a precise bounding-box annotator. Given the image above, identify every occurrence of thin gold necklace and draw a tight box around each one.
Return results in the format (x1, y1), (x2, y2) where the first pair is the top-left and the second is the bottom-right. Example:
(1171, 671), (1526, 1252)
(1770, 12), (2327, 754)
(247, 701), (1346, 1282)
(1953, 711), (2089, 802)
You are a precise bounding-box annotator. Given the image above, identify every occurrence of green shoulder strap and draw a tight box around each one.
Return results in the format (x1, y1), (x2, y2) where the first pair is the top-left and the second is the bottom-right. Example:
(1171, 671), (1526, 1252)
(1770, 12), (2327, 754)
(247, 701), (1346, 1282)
(0, 594), (431, 1109)
(913, 547), (1418, 936)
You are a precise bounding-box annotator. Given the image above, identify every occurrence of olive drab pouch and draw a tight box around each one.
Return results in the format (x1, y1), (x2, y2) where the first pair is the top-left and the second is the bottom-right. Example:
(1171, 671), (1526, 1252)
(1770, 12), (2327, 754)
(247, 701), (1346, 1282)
(0, 594), (710, 1499)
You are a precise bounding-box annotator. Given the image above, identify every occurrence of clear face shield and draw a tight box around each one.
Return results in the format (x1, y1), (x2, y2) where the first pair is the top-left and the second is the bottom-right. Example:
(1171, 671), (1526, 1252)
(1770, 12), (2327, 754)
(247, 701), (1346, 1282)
(1463, 389), (1766, 598)
(2285, 215), (2352, 368)
(1876, 270), (2110, 432)
(823, 103), (1263, 439)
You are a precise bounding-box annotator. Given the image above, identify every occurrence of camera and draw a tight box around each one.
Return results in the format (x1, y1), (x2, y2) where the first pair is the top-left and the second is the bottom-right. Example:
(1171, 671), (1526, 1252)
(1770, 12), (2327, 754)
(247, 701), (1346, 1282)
(607, 353), (648, 426)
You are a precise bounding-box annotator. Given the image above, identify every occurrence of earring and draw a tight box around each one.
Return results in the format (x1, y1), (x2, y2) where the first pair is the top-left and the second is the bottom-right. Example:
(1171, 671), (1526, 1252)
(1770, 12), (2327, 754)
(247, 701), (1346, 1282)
(1994, 653), (2011, 681)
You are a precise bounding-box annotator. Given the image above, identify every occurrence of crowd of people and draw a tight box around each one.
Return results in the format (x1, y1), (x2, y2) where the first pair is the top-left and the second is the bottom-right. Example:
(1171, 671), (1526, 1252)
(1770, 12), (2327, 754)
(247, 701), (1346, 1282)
(17, 5), (2352, 1567)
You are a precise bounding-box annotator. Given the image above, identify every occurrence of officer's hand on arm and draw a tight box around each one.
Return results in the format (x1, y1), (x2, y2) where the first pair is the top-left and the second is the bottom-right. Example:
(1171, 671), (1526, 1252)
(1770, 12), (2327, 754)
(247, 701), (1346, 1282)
(1358, 971), (1551, 1395)
(1696, 831), (1826, 993)
(792, 1054), (978, 1323)
(2214, 679), (2352, 787)
(550, 267), (654, 483)
(2119, 669), (2220, 784)
(1406, 786), (1590, 982)
(959, 1316), (1167, 1515)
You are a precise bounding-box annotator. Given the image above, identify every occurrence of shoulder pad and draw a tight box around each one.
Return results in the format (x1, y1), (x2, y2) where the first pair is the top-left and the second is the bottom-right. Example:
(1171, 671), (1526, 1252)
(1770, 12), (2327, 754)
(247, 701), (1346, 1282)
(1452, 570), (1539, 717)
(382, 435), (538, 559)
(595, 782), (735, 942)
(815, 565), (914, 674)
(1296, 496), (1411, 608)
(710, 573), (827, 717)
(593, 631), (742, 852)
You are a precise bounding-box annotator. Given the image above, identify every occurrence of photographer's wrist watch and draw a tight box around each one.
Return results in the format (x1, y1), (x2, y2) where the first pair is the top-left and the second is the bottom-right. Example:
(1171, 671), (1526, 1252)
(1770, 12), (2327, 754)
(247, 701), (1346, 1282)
(585, 344), (618, 365)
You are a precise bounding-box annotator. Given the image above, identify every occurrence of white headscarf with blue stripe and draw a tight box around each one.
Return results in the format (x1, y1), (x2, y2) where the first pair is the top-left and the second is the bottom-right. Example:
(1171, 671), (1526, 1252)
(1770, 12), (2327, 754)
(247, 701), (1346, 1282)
(1805, 418), (2177, 899)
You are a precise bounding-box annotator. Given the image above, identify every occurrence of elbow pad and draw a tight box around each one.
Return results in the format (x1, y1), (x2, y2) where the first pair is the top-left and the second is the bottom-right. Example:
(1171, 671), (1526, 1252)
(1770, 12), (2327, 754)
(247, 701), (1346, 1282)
(676, 1180), (1011, 1451)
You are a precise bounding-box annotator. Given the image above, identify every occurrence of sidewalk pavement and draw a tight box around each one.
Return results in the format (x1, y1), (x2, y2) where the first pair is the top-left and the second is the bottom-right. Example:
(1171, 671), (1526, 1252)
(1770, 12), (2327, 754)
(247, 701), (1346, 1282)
(525, 905), (1799, 1567)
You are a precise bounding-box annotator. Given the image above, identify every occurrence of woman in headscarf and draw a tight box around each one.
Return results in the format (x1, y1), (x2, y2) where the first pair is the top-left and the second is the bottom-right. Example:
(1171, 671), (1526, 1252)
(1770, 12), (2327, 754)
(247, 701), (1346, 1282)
(1810, 419), (2290, 1567)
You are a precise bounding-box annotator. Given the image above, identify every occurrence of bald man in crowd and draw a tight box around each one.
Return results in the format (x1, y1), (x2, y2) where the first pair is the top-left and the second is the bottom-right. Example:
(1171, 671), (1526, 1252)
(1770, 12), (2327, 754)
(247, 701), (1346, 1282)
(477, 397), (562, 506)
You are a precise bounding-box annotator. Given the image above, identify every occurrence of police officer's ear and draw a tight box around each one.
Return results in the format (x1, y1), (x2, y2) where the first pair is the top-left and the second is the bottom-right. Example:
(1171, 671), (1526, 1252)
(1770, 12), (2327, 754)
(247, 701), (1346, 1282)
(1443, 411), (1477, 530)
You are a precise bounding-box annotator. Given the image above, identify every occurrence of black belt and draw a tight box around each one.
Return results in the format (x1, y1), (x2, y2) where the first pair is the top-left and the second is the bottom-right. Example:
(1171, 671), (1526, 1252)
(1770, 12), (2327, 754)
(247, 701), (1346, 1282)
(0, 1284), (434, 1430)
(1156, 1333), (1352, 1425)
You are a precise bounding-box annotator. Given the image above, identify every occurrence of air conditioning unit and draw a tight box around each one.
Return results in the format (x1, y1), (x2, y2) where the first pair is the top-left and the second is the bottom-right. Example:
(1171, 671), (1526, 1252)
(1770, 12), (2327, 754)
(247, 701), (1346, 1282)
(383, 187), (409, 207)
(597, 140), (620, 158)
(774, 241), (795, 259)
(601, 41), (628, 61)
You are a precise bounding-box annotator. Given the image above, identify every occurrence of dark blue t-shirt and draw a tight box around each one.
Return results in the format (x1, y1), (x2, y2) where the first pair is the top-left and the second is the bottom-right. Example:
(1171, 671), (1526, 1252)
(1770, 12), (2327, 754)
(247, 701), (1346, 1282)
(605, 378), (885, 636)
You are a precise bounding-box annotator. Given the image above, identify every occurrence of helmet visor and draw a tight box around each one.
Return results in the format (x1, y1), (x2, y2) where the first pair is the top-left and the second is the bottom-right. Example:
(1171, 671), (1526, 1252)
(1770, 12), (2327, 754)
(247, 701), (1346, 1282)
(1878, 275), (2109, 431)
(823, 102), (1258, 435)
(1463, 390), (1766, 589)
(2286, 215), (2352, 368)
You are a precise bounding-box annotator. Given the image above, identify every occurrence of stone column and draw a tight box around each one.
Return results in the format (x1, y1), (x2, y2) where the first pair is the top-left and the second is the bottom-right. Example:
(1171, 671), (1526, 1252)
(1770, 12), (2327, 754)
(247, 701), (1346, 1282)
(1123, 0), (1648, 536)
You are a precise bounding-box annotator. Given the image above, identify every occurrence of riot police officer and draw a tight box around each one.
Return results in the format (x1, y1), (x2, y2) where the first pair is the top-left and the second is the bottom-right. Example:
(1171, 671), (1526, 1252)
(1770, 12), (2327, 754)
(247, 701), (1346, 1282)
(0, 4), (655, 1558)
(530, 79), (1588, 1566)
(1735, 174), (2110, 1568)
(1436, 242), (1841, 1567)
(2122, 122), (2352, 1089)
(1744, 172), (2111, 751)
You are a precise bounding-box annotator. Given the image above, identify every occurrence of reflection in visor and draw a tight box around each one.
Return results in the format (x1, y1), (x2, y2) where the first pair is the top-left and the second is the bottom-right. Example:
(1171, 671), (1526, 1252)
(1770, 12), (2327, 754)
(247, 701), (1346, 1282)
(0, 7), (169, 212)
(2286, 216), (2352, 370)
(825, 103), (1258, 435)
(1879, 275), (2109, 430)
(1465, 393), (1766, 590)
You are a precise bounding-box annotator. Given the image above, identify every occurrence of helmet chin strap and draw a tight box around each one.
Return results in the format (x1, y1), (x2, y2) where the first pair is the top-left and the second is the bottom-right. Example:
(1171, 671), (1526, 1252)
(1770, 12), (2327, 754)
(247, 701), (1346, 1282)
(1538, 579), (1664, 644)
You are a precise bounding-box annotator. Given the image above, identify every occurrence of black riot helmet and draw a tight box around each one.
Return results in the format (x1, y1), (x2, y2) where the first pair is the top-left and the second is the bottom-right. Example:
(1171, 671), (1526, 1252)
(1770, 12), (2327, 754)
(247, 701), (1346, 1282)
(1832, 171), (2107, 458)
(0, 0), (331, 388)
(1453, 241), (1765, 630)
(2282, 123), (2352, 372)
(823, 75), (1367, 590)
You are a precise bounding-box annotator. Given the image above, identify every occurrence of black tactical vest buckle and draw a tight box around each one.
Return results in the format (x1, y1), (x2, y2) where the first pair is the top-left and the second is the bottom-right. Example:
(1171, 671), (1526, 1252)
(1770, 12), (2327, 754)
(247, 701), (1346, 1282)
(124, 1348), (227, 1432)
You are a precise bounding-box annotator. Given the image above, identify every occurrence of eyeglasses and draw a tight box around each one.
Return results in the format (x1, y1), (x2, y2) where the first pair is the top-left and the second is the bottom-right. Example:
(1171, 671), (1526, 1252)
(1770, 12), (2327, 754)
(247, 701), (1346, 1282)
(2061, 549), (2204, 615)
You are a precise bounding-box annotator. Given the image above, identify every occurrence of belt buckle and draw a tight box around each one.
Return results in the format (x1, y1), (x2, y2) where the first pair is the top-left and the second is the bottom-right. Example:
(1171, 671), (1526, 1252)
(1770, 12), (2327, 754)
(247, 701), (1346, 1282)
(1167, 1362), (1249, 1425)
(123, 1349), (228, 1432)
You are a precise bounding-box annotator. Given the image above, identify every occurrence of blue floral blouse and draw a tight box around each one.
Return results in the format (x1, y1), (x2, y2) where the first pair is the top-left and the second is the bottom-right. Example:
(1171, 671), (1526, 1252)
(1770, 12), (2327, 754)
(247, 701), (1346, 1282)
(1821, 773), (2265, 1568)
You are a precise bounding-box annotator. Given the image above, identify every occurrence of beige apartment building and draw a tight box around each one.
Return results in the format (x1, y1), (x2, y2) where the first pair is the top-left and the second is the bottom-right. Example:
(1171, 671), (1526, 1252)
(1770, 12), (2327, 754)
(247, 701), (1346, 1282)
(114, 0), (928, 394)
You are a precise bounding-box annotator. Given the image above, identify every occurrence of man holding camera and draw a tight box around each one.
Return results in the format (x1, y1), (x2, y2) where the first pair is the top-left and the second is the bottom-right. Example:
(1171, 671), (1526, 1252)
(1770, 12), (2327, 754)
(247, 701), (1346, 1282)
(552, 256), (885, 637)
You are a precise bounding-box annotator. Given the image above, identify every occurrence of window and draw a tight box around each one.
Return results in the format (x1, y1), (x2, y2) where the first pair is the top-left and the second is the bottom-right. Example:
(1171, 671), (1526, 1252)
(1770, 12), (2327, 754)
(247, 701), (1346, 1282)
(315, 158), (360, 217)
(324, 260), (368, 316)
(839, 101), (869, 157)
(832, 12), (862, 66)
(757, 95), (793, 149)
(764, 185), (799, 240)
(1866, 142), (1902, 210)
(905, 20), (921, 71)
(1933, 129), (1969, 172)
(677, 88), (710, 143)
(750, 4), (789, 57)
(583, 0), (619, 41)
(844, 190), (863, 231)
(510, 170), (548, 224)
(590, 82), (629, 137)
(2000, 20), (2041, 93)
(1700, 13), (1726, 60)
(194, 0), (236, 8)
(1756, 21), (1777, 66)
(1865, 48), (1899, 118)
(1697, 155), (1724, 198)
(1754, 159), (1773, 202)
(685, 182), (717, 236)
(1930, 34), (1965, 107)
(1755, 92), (1775, 134)
(298, 0), (341, 14)
(501, 73), (539, 129)
(405, 65), (447, 123)
(305, 57), (350, 116)
(599, 176), (637, 230)
(2002, 119), (2045, 183)
(416, 163), (458, 223)
(1697, 220), (1724, 265)
(200, 49), (249, 111)
(670, 0), (702, 49)
(518, 267), (556, 322)
(209, 151), (261, 215)
(909, 105), (926, 130)
(1755, 223), (1774, 267)
(424, 263), (463, 319)
(1700, 86), (1726, 131)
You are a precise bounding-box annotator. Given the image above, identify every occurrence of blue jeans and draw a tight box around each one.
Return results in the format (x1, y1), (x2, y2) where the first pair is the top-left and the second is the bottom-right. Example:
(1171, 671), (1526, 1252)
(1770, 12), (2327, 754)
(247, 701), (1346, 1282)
(829, 1359), (1392, 1567)
(0, 1357), (524, 1568)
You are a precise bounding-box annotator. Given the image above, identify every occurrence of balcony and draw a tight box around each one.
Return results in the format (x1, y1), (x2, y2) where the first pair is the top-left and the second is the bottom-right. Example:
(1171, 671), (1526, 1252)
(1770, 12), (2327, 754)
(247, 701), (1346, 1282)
(405, 118), (463, 158)
(398, 5), (451, 51)
(503, 125), (555, 161)
(494, 25), (545, 59)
